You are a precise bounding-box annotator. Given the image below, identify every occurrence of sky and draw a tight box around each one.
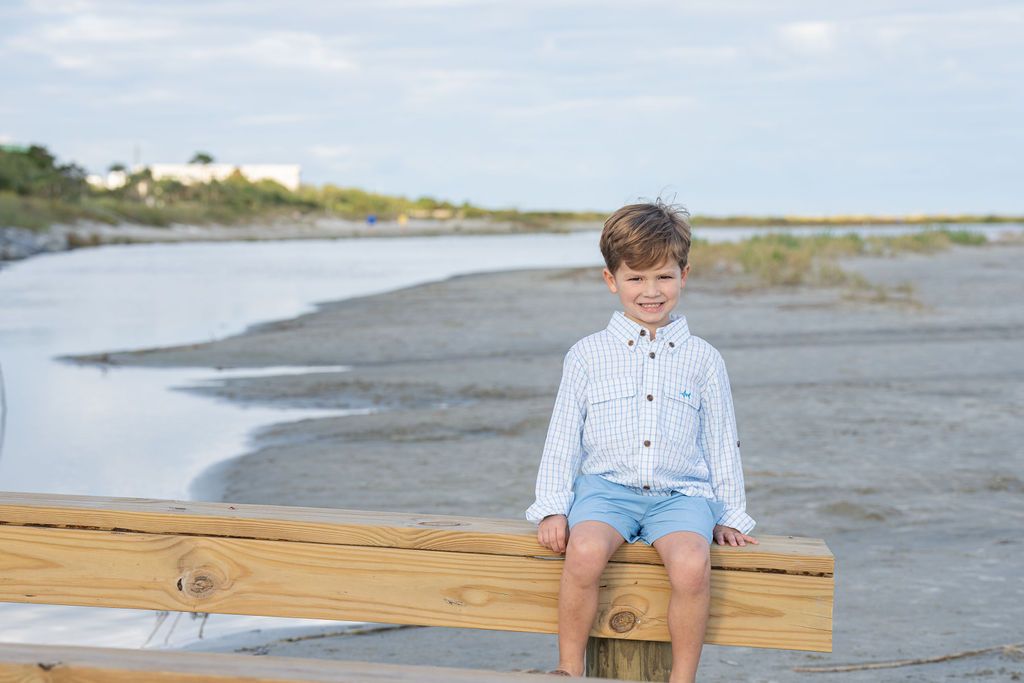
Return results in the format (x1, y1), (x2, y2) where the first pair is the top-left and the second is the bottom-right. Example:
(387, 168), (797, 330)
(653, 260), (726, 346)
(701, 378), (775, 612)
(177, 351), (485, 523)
(1, 1), (1021, 214)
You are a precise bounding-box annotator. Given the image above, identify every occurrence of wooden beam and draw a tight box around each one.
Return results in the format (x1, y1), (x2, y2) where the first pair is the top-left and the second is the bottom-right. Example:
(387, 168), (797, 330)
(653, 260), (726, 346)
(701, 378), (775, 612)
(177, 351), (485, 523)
(0, 643), (613, 683)
(0, 492), (834, 575)
(0, 523), (833, 650)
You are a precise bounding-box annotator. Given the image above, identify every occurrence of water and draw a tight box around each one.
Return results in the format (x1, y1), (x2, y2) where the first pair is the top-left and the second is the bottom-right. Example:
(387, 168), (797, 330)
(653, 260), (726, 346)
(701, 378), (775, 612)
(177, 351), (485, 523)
(0, 223), (1020, 648)
(0, 231), (613, 647)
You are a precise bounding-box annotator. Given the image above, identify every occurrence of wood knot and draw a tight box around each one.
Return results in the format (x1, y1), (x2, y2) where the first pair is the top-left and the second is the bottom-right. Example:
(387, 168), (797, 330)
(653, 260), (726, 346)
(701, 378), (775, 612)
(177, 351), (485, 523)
(609, 610), (637, 633)
(177, 568), (222, 599)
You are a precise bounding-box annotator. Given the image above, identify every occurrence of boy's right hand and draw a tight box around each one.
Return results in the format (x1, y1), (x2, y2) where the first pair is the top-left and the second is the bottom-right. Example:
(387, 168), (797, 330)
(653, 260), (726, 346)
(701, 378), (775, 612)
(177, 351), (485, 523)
(538, 514), (569, 553)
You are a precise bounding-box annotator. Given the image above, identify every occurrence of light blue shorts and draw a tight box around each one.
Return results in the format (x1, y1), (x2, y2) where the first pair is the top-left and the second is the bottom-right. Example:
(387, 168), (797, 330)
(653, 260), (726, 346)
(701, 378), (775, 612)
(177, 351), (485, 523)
(567, 474), (725, 545)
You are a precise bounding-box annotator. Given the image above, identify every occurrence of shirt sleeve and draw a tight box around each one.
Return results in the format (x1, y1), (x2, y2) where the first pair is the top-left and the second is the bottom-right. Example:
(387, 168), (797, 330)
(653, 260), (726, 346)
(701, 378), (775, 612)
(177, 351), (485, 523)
(698, 350), (756, 534)
(525, 346), (588, 523)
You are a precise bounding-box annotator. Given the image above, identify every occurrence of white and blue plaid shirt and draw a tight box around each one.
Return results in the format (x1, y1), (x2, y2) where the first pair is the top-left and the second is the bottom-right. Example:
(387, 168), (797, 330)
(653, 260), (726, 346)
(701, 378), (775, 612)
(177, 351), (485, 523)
(526, 311), (755, 534)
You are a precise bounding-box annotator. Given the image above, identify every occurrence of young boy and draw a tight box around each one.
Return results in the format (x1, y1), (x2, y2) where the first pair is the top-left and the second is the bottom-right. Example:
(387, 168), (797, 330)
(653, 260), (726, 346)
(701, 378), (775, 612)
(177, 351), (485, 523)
(526, 201), (757, 682)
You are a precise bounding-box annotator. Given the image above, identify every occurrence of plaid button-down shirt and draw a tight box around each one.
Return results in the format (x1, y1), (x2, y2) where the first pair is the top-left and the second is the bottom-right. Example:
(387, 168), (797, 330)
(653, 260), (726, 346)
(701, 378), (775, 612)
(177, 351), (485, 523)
(526, 311), (755, 533)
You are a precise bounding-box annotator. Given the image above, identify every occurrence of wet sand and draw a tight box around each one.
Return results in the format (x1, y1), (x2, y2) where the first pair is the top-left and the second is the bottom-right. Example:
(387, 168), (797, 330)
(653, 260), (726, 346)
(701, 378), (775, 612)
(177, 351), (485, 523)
(74, 244), (1024, 681)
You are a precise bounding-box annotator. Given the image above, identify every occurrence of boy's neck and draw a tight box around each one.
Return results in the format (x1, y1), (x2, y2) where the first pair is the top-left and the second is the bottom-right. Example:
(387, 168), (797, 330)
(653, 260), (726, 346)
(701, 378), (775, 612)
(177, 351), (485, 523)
(622, 312), (667, 340)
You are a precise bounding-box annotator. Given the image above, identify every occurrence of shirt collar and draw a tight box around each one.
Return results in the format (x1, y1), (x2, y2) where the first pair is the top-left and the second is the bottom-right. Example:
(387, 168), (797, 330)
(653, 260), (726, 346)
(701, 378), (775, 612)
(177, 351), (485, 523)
(606, 311), (691, 350)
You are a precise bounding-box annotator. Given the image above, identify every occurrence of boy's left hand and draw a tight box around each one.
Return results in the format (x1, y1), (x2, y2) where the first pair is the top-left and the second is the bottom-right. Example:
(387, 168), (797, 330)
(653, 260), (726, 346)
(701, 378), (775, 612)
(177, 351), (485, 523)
(713, 525), (759, 547)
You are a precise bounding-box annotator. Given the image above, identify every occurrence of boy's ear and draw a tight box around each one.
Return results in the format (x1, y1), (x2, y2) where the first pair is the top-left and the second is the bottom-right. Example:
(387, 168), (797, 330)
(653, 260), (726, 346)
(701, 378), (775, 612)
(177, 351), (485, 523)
(602, 268), (618, 293)
(681, 263), (691, 287)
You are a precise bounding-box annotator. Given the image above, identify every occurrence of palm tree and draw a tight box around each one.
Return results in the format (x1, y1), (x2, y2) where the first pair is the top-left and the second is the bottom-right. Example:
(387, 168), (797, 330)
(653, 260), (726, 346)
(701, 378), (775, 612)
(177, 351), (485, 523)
(189, 152), (215, 164)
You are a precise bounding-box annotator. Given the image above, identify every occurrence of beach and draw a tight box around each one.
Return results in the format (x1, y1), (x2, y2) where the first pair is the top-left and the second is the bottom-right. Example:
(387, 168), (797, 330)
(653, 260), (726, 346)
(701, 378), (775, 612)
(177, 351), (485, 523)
(71, 242), (1024, 681)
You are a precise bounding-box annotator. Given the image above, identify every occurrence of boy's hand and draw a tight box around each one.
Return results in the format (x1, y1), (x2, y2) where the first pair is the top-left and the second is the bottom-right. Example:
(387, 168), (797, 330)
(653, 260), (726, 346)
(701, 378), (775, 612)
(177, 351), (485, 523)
(713, 525), (759, 547)
(538, 514), (569, 553)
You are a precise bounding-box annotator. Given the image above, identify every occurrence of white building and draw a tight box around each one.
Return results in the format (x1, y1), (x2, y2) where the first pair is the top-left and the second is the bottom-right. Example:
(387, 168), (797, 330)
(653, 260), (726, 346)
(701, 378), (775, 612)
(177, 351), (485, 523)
(86, 170), (129, 190)
(134, 163), (302, 191)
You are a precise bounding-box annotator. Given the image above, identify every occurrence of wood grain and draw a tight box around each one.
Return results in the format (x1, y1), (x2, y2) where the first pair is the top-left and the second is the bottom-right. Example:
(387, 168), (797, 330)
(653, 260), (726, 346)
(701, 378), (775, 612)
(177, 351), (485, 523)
(586, 638), (674, 682)
(0, 492), (833, 575)
(0, 524), (833, 651)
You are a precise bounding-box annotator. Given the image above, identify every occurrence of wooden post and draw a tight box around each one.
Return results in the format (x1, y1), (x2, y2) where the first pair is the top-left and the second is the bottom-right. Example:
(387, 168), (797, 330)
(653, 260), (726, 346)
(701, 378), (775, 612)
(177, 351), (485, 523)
(586, 637), (673, 681)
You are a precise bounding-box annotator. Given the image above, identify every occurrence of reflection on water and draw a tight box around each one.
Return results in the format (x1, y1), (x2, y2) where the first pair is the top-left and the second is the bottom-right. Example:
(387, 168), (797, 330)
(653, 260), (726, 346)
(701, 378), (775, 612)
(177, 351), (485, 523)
(0, 362), (7, 461)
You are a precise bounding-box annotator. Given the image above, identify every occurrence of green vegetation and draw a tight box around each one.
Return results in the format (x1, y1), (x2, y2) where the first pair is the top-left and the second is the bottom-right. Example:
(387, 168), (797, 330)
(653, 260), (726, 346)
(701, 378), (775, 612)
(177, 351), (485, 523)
(689, 230), (989, 299)
(0, 145), (88, 201)
(1, 144), (1021, 233)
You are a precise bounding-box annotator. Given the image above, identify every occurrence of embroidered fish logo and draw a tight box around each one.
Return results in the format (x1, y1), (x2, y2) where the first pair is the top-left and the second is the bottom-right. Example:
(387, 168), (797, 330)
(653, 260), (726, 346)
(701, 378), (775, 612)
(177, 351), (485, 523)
(680, 390), (692, 399)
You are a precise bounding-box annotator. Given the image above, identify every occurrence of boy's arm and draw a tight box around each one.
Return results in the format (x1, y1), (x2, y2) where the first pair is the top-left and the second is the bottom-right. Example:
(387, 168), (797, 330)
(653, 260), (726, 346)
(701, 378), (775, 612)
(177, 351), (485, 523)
(700, 351), (756, 534)
(525, 347), (588, 523)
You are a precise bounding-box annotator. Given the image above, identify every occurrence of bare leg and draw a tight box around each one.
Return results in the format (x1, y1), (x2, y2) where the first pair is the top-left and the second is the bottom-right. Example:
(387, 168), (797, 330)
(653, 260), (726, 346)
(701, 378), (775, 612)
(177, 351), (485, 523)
(652, 531), (712, 683)
(556, 521), (625, 676)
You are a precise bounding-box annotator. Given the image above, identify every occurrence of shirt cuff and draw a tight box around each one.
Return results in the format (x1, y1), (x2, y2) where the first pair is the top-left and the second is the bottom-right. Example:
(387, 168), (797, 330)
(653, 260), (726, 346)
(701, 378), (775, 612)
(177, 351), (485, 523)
(717, 508), (756, 535)
(525, 492), (574, 524)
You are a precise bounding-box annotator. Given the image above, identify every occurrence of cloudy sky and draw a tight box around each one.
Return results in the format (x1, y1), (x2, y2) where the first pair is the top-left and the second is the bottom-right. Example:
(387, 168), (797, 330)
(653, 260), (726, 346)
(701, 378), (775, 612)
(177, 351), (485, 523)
(1, 1), (1021, 214)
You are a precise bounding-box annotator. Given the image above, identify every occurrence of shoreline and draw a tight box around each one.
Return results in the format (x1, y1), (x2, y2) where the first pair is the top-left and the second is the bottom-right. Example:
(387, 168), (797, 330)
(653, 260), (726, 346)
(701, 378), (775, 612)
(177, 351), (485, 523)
(1, 217), (598, 264)
(5, 218), (1022, 268)
(68, 244), (1024, 680)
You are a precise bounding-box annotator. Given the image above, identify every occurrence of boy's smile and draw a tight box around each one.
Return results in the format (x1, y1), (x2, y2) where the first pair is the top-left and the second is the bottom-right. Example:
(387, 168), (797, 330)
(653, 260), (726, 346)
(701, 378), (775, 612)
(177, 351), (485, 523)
(602, 259), (689, 338)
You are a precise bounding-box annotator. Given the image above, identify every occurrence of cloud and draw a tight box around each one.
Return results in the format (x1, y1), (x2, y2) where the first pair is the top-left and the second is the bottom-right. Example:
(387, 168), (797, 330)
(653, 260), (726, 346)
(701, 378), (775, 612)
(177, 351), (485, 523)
(400, 67), (509, 106)
(234, 113), (323, 126)
(0, 133), (13, 144)
(502, 94), (696, 118)
(186, 32), (358, 73)
(107, 88), (180, 106)
(777, 21), (837, 54)
(3, 10), (186, 73)
(4, 8), (357, 76)
(308, 144), (354, 159)
(655, 45), (741, 65)
(23, 0), (97, 14)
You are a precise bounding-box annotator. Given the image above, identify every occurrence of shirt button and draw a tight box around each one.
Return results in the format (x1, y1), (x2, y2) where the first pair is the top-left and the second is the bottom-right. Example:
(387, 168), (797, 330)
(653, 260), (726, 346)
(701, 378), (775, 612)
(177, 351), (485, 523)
(649, 352), (655, 359)
(669, 342), (675, 348)
(640, 330), (646, 336)
(643, 439), (651, 447)
(646, 394), (654, 401)
(643, 485), (651, 491)
(627, 340), (634, 346)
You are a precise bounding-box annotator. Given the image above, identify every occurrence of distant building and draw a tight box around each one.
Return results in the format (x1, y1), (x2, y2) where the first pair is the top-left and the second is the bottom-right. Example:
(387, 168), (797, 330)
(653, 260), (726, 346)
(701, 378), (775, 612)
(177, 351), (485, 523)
(86, 170), (129, 190)
(133, 163), (302, 191)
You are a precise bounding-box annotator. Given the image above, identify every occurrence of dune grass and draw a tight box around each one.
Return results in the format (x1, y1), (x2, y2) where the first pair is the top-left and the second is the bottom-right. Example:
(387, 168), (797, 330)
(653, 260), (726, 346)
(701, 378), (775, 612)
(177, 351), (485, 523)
(689, 229), (989, 294)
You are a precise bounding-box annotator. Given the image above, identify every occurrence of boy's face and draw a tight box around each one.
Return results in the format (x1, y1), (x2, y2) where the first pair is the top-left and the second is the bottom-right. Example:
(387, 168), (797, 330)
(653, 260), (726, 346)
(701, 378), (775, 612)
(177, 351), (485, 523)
(602, 258), (689, 332)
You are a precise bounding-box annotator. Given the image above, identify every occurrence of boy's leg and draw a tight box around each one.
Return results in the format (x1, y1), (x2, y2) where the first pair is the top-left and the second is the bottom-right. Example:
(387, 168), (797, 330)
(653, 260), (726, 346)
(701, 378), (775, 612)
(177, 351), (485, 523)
(651, 531), (712, 683)
(557, 520), (625, 676)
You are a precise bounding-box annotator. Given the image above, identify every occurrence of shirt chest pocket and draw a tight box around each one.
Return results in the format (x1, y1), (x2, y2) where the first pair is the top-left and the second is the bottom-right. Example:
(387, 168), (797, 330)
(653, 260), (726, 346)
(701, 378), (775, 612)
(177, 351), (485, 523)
(660, 386), (701, 448)
(586, 377), (636, 445)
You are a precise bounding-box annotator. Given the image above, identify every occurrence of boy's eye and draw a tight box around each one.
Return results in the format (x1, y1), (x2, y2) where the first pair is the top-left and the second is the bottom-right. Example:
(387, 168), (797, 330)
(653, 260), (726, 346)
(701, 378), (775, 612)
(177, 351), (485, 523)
(628, 277), (641, 281)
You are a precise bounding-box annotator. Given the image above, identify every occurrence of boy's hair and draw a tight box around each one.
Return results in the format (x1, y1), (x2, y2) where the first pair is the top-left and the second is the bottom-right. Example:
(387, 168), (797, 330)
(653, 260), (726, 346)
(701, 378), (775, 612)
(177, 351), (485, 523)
(599, 199), (692, 274)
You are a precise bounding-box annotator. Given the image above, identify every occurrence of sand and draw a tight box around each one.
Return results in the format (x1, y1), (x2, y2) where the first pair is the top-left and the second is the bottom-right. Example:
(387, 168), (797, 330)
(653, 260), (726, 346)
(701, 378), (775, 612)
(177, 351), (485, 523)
(72, 243), (1024, 681)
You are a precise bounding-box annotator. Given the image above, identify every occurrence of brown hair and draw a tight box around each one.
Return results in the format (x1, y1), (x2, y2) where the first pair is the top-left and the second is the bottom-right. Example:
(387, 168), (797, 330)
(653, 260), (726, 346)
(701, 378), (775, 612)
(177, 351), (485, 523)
(599, 199), (692, 274)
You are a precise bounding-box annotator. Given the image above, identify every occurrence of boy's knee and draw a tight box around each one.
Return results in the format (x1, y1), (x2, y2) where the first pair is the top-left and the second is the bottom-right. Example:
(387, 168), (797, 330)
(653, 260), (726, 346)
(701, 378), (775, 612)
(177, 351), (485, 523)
(666, 552), (711, 594)
(564, 536), (613, 583)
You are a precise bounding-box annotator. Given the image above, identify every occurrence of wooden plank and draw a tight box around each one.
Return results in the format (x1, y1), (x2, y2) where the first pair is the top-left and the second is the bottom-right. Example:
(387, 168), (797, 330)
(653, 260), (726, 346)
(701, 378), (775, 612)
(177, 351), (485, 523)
(0, 643), (611, 683)
(0, 492), (834, 576)
(0, 525), (833, 651)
